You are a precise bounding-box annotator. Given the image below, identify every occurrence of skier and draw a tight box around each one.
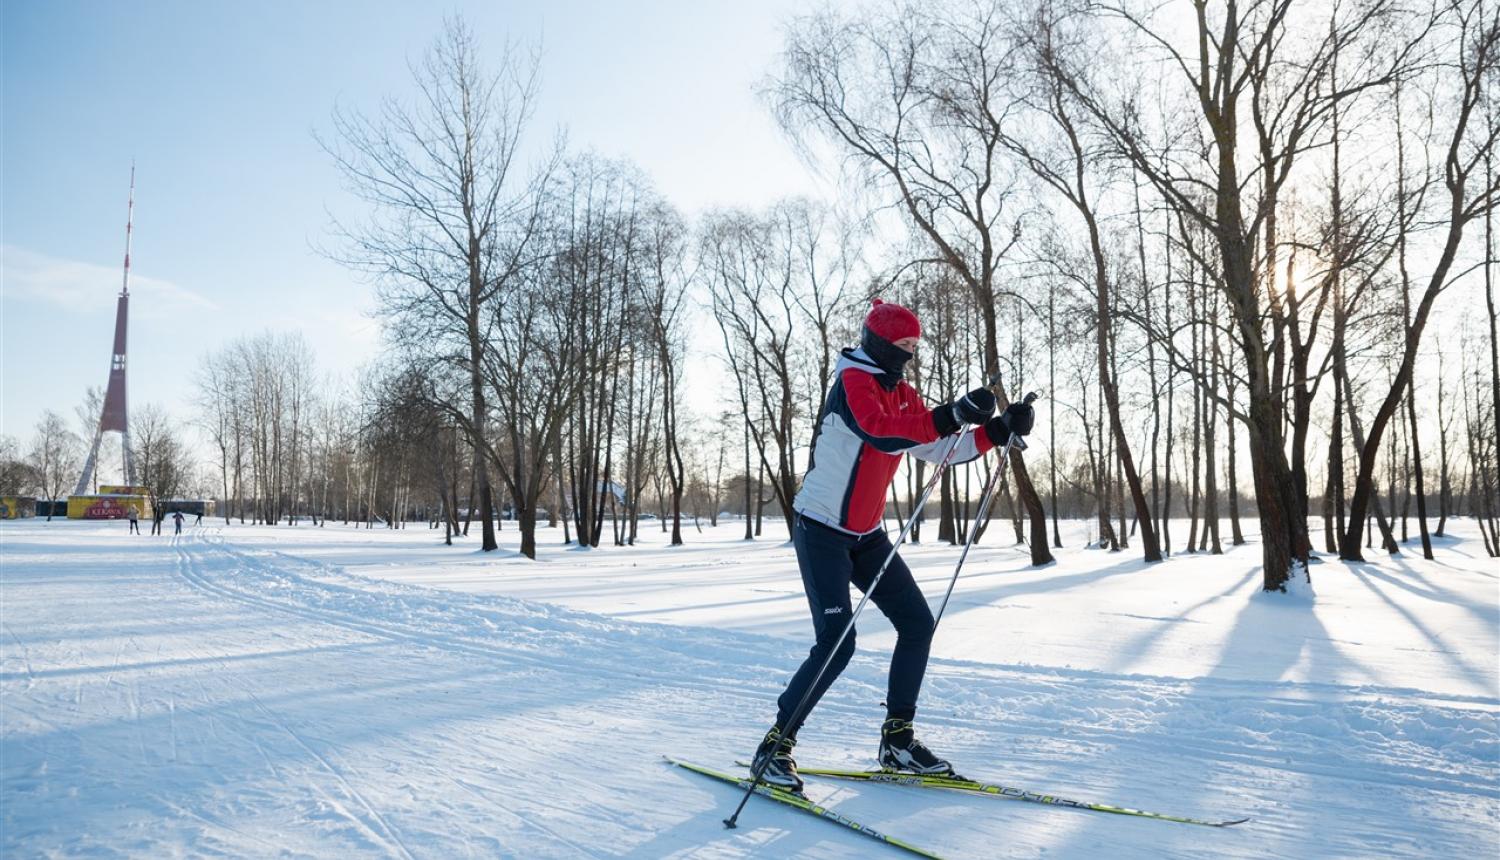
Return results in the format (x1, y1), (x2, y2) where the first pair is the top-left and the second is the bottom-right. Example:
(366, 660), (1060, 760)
(173, 510), (184, 535)
(750, 299), (1034, 793)
(127, 506), (140, 535)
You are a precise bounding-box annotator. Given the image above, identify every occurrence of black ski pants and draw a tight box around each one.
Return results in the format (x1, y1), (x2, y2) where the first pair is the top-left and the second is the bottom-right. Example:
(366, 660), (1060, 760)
(776, 514), (935, 735)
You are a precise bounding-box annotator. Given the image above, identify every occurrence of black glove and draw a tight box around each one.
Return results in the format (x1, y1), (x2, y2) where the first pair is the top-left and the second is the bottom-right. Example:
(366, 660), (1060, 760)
(983, 402), (1036, 445)
(932, 387), (996, 435)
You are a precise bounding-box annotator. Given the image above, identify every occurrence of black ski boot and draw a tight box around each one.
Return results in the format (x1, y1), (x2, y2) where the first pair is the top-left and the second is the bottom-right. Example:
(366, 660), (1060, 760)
(878, 715), (956, 776)
(750, 726), (804, 794)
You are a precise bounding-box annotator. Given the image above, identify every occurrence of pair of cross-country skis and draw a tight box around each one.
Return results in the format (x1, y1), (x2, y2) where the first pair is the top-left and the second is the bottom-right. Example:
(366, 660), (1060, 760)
(665, 756), (1249, 859)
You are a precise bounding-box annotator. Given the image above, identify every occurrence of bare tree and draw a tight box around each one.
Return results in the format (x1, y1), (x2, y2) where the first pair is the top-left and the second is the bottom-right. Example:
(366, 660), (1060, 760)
(550, 157), (636, 551)
(1003, 11), (1163, 561)
(1461, 334), (1500, 553)
(1046, 288), (1064, 547)
(1395, 84), (1436, 559)
(1048, 0), (1436, 588)
(0, 436), (36, 497)
(29, 412), (80, 520)
(132, 403), (191, 517)
(702, 207), (813, 536)
(194, 350), (242, 524)
(636, 200), (693, 544)
(324, 16), (552, 552)
(1342, 3), (1499, 560)
(366, 368), (465, 543)
(488, 216), (589, 558)
(1479, 60), (1500, 552)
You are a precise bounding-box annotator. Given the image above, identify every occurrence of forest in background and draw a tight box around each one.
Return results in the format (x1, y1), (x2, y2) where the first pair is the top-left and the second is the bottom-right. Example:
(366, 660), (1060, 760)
(8, 0), (1496, 591)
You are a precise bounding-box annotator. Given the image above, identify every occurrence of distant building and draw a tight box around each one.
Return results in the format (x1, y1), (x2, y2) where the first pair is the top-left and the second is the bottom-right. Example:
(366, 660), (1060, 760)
(0, 496), (36, 519)
(34, 500), (67, 518)
(162, 499), (216, 517)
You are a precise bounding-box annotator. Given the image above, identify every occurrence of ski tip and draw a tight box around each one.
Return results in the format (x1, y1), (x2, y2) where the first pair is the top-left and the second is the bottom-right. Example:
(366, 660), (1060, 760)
(1217, 817), (1252, 827)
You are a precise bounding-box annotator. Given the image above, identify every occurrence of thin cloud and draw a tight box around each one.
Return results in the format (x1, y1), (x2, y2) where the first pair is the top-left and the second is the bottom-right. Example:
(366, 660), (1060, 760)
(0, 245), (218, 313)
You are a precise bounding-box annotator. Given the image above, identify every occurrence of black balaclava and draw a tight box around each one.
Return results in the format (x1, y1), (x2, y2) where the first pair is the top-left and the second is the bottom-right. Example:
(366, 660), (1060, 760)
(861, 326), (914, 383)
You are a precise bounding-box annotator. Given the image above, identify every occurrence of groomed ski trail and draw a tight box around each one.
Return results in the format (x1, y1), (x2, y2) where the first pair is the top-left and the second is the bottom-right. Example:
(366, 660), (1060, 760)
(2, 523), (1495, 858)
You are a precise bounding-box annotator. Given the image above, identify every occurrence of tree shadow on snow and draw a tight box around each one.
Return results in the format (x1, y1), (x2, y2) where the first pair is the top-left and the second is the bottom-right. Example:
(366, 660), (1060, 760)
(1340, 560), (1496, 694)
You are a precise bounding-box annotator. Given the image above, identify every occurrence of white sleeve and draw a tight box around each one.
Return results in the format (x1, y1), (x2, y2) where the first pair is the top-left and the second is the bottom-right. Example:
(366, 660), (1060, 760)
(901, 429), (985, 466)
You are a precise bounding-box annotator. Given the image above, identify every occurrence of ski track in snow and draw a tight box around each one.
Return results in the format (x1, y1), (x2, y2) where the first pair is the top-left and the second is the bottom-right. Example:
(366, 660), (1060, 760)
(1, 522), (1496, 859)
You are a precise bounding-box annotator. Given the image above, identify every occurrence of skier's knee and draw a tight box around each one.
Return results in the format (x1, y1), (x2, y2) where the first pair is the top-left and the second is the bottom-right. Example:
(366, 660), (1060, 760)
(830, 631), (857, 668)
(812, 627), (856, 666)
(905, 615), (935, 646)
(893, 606), (934, 647)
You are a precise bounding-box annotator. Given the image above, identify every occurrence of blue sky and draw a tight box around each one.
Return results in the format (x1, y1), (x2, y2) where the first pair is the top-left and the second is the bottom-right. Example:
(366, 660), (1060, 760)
(2, 0), (835, 446)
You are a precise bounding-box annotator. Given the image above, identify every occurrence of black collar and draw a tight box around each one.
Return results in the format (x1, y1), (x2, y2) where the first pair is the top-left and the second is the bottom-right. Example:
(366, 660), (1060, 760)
(860, 328), (912, 388)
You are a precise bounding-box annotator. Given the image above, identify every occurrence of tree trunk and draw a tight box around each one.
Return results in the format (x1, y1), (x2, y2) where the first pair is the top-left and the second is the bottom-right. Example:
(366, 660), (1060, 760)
(1227, 389), (1245, 545)
(742, 419), (753, 540)
(754, 463), (764, 538)
(1047, 291), (1063, 548)
(1340, 365), (1401, 553)
(1329, 315), (1349, 552)
(1203, 306), (1222, 554)
(1162, 219), (1176, 555)
(1407, 389), (1434, 559)
(1187, 269), (1202, 553)
(889, 481), (905, 534)
(1488, 146), (1500, 509)
(938, 468), (957, 544)
(1092, 380), (1114, 549)
(1136, 173), (1163, 553)
(1204, 397), (1221, 553)
(1341, 47), (1487, 561)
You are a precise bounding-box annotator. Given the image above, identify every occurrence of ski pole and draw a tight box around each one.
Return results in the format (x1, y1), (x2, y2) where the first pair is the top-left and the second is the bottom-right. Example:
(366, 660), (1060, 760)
(933, 391), (1039, 631)
(724, 427), (972, 830)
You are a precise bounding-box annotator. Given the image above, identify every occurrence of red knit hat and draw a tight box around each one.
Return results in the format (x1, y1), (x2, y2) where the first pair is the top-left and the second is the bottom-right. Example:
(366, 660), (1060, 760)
(864, 298), (921, 342)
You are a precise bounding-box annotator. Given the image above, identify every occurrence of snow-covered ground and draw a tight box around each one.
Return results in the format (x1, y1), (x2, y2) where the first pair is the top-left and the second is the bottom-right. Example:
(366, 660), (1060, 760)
(2, 515), (1496, 858)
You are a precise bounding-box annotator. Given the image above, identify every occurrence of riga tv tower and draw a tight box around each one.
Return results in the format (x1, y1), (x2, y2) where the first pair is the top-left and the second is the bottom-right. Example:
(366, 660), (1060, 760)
(74, 167), (137, 494)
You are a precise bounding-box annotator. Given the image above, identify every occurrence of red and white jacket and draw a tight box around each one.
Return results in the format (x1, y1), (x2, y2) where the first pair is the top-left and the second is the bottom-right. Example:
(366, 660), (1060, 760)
(793, 348), (995, 535)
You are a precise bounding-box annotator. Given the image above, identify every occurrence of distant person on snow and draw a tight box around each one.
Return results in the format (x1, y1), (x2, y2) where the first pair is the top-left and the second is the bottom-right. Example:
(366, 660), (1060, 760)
(127, 507), (140, 535)
(173, 511), (184, 535)
(750, 298), (1034, 793)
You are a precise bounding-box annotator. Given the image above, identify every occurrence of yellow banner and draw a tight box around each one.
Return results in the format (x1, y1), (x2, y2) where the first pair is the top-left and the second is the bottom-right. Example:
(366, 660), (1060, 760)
(68, 495), (151, 520)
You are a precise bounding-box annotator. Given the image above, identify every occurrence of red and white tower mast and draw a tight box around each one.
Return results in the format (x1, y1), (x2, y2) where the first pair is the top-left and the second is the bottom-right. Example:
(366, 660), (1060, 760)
(75, 165), (137, 494)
